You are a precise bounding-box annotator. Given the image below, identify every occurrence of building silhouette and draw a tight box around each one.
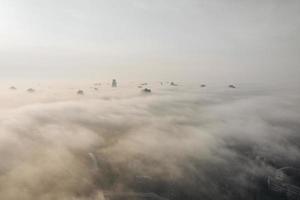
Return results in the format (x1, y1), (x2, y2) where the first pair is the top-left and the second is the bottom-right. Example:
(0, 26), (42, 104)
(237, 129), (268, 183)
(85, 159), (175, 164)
(112, 79), (117, 87)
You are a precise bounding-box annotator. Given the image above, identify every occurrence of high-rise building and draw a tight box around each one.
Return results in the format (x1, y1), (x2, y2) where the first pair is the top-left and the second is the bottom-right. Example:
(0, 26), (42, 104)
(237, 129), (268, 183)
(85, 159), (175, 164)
(112, 79), (117, 87)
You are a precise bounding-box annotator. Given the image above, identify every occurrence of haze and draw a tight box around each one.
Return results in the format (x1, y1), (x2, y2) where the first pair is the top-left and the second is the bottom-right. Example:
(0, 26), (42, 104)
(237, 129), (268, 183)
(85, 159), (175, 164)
(0, 1), (300, 200)
(0, 0), (299, 83)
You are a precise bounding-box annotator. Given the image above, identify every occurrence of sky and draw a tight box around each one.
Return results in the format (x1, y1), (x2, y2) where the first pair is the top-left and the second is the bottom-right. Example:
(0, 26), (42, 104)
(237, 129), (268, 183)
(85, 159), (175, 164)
(0, 0), (299, 83)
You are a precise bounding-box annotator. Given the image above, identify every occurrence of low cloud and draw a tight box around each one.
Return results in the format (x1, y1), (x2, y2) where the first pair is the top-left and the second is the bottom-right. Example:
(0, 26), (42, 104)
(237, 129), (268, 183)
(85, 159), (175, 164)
(0, 83), (299, 199)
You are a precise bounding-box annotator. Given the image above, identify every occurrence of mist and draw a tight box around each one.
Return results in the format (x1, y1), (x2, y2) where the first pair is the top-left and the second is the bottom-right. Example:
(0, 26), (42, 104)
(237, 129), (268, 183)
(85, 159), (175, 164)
(0, 82), (299, 199)
(0, 0), (300, 199)
(0, 0), (300, 82)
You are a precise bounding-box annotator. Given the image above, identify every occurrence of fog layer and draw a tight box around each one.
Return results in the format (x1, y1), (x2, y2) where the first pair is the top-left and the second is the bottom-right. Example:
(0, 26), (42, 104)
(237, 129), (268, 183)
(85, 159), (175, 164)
(0, 83), (299, 199)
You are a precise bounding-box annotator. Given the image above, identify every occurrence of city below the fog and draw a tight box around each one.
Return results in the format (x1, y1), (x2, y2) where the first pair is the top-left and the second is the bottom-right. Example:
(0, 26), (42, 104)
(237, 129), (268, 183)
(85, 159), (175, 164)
(0, 0), (300, 199)
(0, 80), (299, 200)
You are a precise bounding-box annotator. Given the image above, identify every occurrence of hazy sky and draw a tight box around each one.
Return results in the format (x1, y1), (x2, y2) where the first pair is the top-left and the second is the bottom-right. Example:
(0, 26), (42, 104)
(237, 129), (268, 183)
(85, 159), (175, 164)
(0, 0), (299, 82)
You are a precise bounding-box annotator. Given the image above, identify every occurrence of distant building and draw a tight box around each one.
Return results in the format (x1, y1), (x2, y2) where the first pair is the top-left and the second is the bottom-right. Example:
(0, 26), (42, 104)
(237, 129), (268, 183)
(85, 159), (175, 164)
(27, 88), (35, 93)
(77, 90), (84, 95)
(142, 88), (152, 93)
(112, 79), (117, 87)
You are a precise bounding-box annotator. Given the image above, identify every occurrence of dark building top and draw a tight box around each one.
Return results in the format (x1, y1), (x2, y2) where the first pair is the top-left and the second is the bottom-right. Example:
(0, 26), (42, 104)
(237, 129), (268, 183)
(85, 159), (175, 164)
(77, 90), (84, 95)
(27, 88), (35, 93)
(112, 79), (117, 87)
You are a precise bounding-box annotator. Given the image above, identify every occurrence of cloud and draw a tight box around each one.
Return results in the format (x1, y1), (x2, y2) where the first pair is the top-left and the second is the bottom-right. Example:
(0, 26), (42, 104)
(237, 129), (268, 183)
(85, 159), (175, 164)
(0, 83), (299, 199)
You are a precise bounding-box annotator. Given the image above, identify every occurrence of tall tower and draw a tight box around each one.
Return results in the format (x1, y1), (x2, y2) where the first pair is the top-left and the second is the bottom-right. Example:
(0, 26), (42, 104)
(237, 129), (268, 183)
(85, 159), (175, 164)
(112, 79), (117, 87)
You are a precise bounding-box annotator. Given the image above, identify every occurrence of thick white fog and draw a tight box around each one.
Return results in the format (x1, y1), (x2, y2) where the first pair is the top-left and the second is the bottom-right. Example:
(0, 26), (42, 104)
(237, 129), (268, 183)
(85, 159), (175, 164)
(0, 0), (299, 199)
(0, 82), (299, 199)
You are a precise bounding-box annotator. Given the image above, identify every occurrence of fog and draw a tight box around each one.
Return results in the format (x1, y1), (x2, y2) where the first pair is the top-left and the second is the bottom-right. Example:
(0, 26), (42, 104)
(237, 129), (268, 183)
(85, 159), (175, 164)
(0, 82), (299, 199)
(0, 0), (299, 199)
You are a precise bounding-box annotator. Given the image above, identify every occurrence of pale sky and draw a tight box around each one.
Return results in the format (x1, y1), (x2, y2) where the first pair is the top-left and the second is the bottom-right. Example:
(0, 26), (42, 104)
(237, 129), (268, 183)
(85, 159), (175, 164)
(0, 0), (299, 83)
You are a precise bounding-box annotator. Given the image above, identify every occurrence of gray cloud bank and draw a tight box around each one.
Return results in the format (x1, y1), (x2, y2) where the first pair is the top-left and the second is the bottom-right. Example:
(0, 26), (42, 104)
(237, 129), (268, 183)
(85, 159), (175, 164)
(0, 83), (300, 199)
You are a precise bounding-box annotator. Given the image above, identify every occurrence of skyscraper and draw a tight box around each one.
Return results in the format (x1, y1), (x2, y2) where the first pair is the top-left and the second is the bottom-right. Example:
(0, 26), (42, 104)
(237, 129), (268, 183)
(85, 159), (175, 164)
(112, 79), (117, 88)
